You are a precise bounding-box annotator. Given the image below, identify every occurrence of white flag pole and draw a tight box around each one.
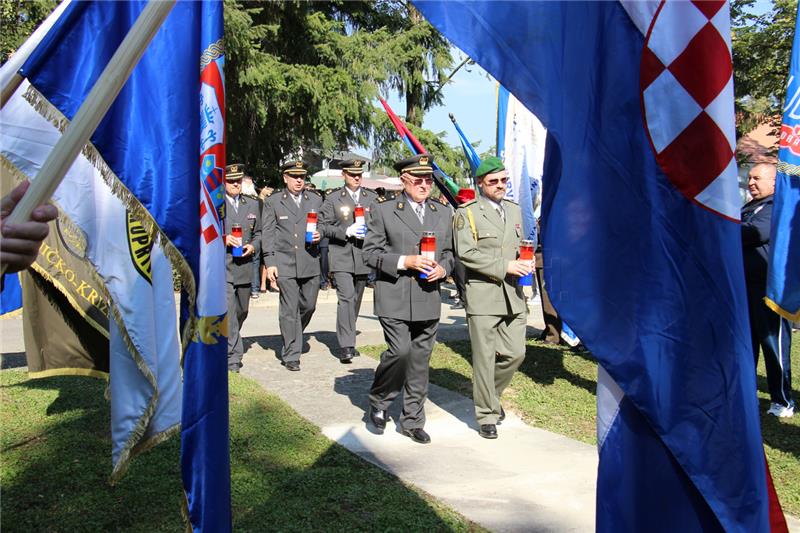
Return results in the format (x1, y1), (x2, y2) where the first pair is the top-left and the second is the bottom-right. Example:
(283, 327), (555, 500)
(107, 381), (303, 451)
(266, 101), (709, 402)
(1, 0), (176, 275)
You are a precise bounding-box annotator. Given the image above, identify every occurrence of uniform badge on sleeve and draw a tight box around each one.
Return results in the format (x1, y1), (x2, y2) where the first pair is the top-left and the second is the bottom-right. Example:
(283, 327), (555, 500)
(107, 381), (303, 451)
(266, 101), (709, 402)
(456, 215), (465, 230)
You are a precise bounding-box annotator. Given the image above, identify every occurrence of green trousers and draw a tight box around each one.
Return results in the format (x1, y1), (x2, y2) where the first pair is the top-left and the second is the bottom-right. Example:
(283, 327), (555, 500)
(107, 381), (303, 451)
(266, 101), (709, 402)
(467, 312), (527, 424)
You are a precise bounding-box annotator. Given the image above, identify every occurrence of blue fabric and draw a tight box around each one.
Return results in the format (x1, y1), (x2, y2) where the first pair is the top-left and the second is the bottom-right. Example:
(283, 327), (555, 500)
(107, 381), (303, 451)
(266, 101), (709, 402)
(452, 118), (481, 177)
(20, 1), (200, 278)
(21, 2), (231, 531)
(495, 85), (509, 159)
(767, 5), (800, 320)
(416, 1), (768, 530)
(0, 273), (22, 315)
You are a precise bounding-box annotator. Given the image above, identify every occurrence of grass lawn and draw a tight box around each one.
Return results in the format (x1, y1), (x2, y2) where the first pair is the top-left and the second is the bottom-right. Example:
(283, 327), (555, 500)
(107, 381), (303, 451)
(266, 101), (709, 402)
(360, 331), (800, 516)
(0, 370), (483, 532)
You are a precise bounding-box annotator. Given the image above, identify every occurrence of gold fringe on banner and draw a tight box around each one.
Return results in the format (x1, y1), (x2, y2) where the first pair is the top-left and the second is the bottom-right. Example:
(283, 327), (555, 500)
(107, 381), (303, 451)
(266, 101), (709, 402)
(22, 84), (197, 351)
(6, 90), (188, 484)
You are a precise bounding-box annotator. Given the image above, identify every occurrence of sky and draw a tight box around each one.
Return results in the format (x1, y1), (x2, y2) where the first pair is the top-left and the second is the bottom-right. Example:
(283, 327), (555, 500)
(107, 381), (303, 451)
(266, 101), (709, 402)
(379, 48), (498, 157)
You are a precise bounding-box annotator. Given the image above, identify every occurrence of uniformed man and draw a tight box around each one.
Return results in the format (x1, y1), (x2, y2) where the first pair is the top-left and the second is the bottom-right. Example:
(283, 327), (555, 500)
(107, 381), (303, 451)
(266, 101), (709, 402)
(262, 160), (323, 371)
(319, 159), (379, 363)
(224, 164), (262, 372)
(453, 156), (531, 438)
(364, 154), (454, 444)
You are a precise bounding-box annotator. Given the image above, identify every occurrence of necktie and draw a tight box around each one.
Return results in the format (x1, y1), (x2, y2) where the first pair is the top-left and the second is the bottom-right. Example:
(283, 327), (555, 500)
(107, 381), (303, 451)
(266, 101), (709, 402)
(415, 203), (424, 223)
(293, 194), (301, 208)
(496, 205), (505, 222)
(352, 191), (359, 204)
(233, 197), (239, 213)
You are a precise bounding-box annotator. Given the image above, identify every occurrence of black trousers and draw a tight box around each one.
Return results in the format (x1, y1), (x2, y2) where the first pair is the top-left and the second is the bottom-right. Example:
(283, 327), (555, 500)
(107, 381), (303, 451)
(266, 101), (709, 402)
(277, 276), (320, 362)
(226, 282), (251, 370)
(369, 317), (438, 430)
(748, 287), (794, 408)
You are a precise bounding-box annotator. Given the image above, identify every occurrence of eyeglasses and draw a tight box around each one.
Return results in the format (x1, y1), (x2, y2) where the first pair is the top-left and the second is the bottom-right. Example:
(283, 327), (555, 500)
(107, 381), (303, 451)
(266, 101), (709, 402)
(226, 180), (242, 185)
(285, 174), (306, 181)
(404, 176), (434, 186)
(483, 177), (508, 186)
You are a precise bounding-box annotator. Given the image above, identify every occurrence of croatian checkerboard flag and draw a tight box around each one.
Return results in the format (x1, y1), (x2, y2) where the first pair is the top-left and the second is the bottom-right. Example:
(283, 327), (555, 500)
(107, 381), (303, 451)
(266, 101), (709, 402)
(417, 1), (780, 530)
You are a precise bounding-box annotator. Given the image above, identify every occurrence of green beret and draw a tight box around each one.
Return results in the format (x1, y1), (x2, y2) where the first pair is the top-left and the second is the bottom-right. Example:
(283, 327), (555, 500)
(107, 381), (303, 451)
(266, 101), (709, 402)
(475, 156), (505, 178)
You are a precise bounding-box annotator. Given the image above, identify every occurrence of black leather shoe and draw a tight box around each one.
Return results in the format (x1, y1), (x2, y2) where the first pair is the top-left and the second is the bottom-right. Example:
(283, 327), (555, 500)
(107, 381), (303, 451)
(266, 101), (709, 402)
(402, 428), (431, 444)
(498, 407), (506, 423)
(369, 407), (387, 432)
(284, 361), (300, 372)
(479, 424), (498, 439)
(340, 347), (354, 364)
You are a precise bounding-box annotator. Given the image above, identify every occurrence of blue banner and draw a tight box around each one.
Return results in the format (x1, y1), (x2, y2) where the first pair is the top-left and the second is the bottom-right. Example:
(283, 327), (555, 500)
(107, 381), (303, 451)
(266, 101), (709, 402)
(766, 4), (800, 322)
(19, 2), (231, 530)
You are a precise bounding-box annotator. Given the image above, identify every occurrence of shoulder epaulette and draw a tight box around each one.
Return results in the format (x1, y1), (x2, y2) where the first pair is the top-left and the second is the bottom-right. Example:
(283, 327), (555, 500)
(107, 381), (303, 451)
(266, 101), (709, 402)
(305, 189), (321, 197)
(460, 199), (477, 208)
(502, 198), (519, 206)
(376, 196), (387, 203)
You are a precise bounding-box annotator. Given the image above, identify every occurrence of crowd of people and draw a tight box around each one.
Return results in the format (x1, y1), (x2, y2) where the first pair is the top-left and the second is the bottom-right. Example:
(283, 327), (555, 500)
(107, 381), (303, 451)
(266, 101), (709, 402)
(222, 154), (534, 441)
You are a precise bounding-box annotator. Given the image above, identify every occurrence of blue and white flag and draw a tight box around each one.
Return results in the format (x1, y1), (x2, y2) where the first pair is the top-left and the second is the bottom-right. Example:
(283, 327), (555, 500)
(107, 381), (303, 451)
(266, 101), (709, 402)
(766, 3), (800, 322)
(0, 1), (230, 530)
(496, 85), (543, 243)
(418, 1), (773, 530)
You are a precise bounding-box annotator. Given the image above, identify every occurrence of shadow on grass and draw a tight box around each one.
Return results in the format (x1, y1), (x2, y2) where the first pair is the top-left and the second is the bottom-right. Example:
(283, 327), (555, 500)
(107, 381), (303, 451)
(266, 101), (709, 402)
(1, 375), (184, 533)
(438, 339), (597, 396)
(2, 373), (470, 532)
(229, 378), (476, 532)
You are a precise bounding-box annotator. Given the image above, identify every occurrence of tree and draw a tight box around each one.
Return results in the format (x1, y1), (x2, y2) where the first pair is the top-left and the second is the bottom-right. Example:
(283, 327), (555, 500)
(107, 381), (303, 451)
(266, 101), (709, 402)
(342, 0), (453, 127)
(732, 0), (798, 136)
(225, 0), (398, 184)
(0, 0), (57, 65)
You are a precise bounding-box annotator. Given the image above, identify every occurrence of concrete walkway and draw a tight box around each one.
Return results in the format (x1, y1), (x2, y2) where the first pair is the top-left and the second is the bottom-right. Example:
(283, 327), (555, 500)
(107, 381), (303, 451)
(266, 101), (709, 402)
(240, 286), (598, 532)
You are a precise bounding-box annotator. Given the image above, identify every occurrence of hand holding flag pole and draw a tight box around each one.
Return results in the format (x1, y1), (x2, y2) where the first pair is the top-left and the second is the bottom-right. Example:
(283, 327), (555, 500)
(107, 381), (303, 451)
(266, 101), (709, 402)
(0, 0), (176, 276)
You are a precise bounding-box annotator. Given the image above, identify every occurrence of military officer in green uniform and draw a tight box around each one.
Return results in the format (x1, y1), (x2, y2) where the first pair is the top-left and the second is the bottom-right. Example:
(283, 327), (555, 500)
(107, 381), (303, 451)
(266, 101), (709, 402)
(224, 164), (262, 372)
(453, 156), (531, 439)
(319, 159), (378, 363)
(364, 154), (454, 444)
(262, 160), (322, 371)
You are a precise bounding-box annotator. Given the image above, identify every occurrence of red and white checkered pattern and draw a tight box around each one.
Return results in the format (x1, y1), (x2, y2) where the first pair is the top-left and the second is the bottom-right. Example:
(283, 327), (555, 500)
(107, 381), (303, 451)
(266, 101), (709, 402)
(624, 0), (739, 221)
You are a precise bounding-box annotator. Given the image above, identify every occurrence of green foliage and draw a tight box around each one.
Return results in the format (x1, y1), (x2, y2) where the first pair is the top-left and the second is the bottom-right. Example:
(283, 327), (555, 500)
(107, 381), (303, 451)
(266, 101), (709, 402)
(0, 0), (57, 65)
(0, 370), (484, 532)
(732, 0), (798, 136)
(225, 0), (455, 186)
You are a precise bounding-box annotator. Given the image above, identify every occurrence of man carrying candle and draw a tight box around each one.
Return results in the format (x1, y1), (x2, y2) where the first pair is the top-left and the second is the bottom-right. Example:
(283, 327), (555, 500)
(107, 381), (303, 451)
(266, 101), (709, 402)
(363, 154), (454, 444)
(453, 156), (531, 439)
(262, 160), (322, 371)
(319, 159), (379, 364)
(224, 164), (262, 373)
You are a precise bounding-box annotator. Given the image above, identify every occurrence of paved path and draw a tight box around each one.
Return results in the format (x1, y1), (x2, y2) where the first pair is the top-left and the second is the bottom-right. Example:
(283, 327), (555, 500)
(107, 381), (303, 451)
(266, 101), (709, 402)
(240, 286), (598, 532)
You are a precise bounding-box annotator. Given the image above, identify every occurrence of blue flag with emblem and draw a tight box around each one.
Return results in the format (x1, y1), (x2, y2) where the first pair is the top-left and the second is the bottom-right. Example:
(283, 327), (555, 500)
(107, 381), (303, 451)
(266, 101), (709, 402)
(14, 1), (231, 530)
(417, 1), (773, 530)
(766, 4), (800, 322)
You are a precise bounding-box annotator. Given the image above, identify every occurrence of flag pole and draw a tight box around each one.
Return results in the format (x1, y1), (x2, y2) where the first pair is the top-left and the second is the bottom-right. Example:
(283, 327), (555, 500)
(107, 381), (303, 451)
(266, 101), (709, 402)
(2, 0), (176, 275)
(0, 0), (72, 109)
